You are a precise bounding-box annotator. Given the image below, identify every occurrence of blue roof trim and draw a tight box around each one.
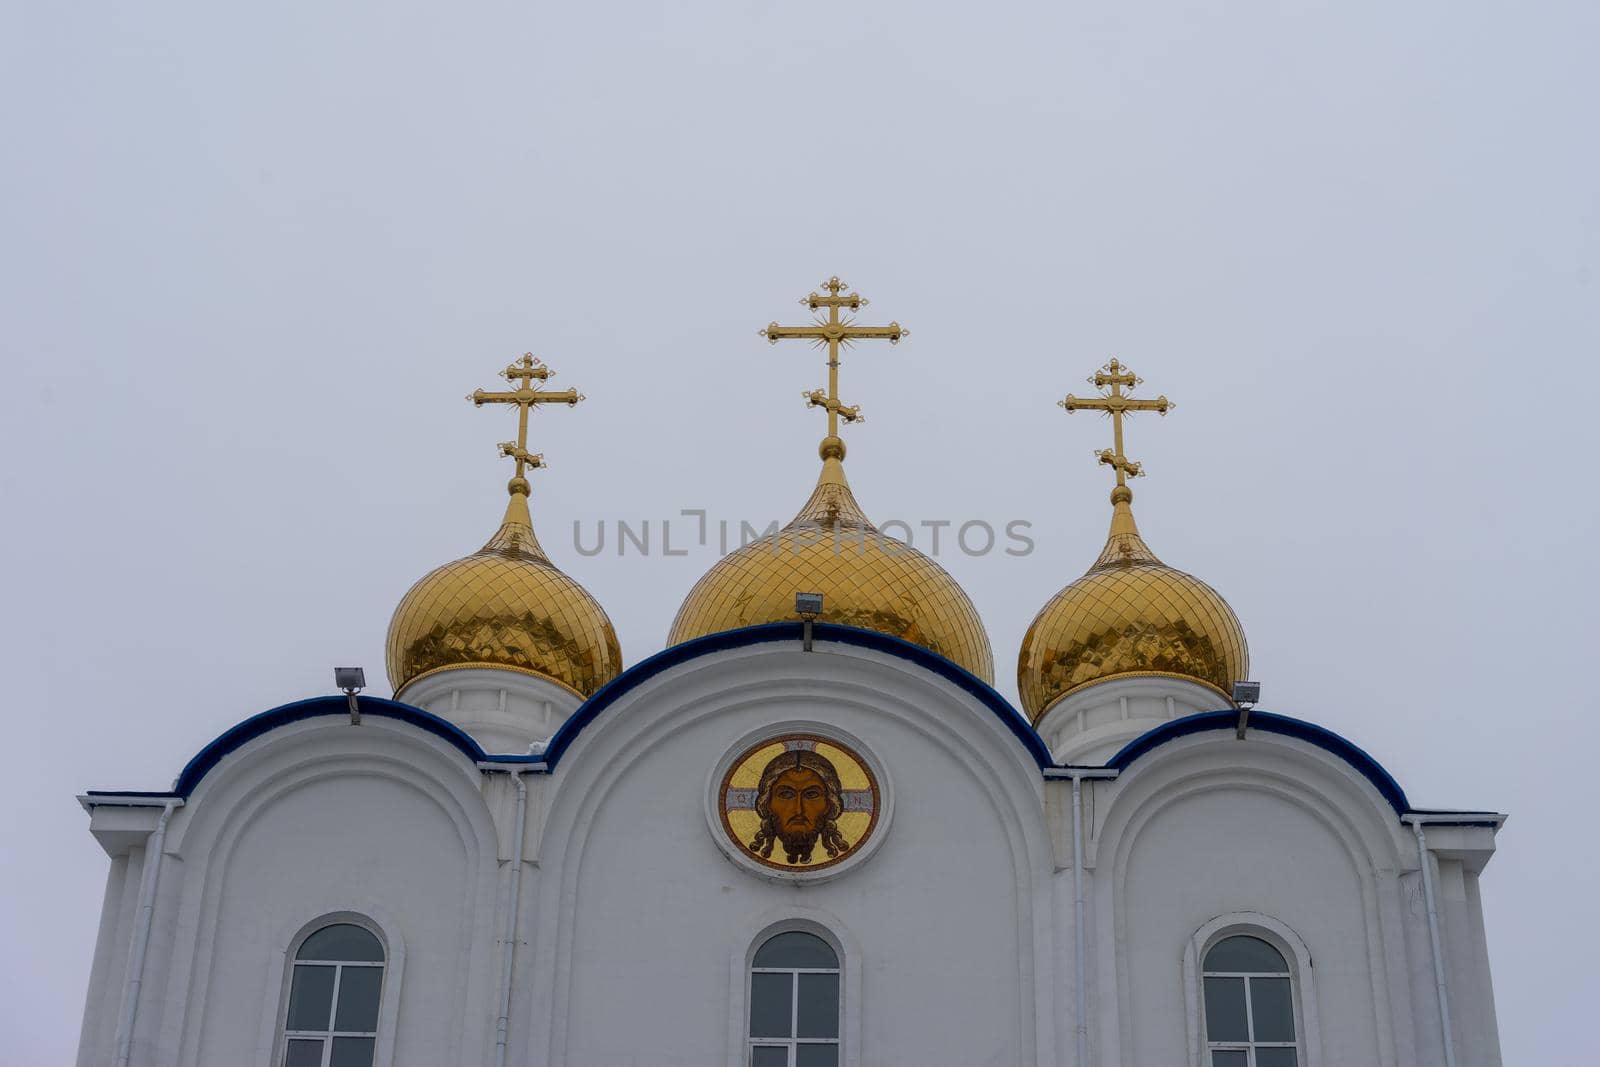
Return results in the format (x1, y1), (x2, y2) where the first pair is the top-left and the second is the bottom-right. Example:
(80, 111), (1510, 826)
(95, 629), (1448, 825)
(165, 695), (496, 797)
(100, 624), (1048, 800)
(543, 622), (1054, 769)
(1105, 709), (1413, 815)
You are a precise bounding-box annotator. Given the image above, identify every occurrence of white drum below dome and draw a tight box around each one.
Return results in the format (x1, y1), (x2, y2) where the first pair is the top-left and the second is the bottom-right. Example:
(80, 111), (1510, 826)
(397, 666), (583, 753)
(1035, 674), (1232, 764)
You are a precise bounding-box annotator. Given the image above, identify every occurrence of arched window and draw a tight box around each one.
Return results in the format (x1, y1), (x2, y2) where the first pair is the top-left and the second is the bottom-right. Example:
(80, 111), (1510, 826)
(281, 923), (386, 1067)
(1201, 935), (1300, 1066)
(747, 931), (840, 1067)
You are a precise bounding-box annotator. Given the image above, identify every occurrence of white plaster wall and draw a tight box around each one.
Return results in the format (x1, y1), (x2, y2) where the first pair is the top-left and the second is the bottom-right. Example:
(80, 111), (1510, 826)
(75, 850), (137, 1067)
(76, 641), (1503, 1067)
(1435, 860), (1503, 1067)
(1117, 786), (1380, 1063)
(525, 644), (1058, 1067)
(82, 720), (506, 1067)
(194, 774), (476, 1065)
(1088, 733), (1424, 1067)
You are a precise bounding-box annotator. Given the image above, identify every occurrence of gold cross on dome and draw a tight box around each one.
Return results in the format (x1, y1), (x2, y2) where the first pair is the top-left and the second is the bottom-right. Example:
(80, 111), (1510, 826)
(468, 353), (584, 487)
(761, 277), (906, 441)
(1060, 359), (1172, 487)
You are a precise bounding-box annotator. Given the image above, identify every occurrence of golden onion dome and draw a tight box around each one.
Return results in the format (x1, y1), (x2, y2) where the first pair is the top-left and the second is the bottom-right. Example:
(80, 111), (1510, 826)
(668, 436), (995, 682)
(386, 481), (623, 700)
(1017, 484), (1247, 722)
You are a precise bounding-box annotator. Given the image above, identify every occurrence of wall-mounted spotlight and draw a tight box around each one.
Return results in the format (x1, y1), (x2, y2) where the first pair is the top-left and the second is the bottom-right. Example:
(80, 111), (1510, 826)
(795, 592), (823, 651)
(1232, 680), (1260, 739)
(335, 666), (366, 725)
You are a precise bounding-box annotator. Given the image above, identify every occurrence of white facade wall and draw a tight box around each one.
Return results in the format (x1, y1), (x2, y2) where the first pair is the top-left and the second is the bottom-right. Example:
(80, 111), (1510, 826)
(77, 639), (1502, 1067)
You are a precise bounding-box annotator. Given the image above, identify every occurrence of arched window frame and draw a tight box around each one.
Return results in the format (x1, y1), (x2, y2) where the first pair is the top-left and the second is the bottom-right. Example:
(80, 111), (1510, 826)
(257, 911), (406, 1067)
(1182, 913), (1322, 1067)
(727, 910), (861, 1067)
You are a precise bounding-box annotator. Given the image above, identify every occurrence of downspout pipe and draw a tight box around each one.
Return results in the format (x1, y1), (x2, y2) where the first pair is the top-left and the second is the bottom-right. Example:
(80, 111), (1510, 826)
(479, 764), (530, 1067)
(1404, 815), (1458, 1067)
(111, 797), (182, 1067)
(1071, 776), (1089, 1067)
(1044, 767), (1119, 1066)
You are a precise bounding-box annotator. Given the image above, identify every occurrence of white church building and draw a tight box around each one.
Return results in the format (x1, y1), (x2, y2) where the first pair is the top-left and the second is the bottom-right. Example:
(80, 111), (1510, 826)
(75, 281), (1504, 1067)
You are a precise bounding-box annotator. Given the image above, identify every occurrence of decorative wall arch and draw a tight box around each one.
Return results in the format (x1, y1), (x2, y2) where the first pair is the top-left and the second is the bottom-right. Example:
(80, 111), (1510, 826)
(165, 695), (510, 797)
(150, 721), (503, 1067)
(1107, 709), (1411, 814)
(168, 716), (498, 860)
(1095, 736), (1408, 1067)
(726, 903), (864, 1067)
(539, 648), (1058, 896)
(527, 644), (1060, 1067)
(543, 622), (1054, 768)
(1181, 912), (1323, 1067)
(1094, 732), (1411, 875)
(253, 908), (409, 1067)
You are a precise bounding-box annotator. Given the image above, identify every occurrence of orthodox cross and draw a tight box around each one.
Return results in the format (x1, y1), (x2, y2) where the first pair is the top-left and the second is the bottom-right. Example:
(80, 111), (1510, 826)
(1060, 359), (1172, 486)
(468, 353), (583, 485)
(761, 277), (907, 439)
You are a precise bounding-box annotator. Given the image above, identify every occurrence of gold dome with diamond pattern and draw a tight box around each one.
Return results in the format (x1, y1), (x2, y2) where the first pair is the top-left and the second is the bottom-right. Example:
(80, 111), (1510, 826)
(386, 354), (621, 699)
(667, 278), (994, 683)
(668, 438), (994, 681)
(1017, 361), (1247, 722)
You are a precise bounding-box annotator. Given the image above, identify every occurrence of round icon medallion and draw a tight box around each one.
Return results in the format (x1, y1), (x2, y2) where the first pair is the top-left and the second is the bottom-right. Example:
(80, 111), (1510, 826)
(717, 733), (882, 874)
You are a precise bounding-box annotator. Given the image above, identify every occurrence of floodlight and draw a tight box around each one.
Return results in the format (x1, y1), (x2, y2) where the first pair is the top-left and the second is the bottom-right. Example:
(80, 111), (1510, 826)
(335, 667), (366, 725)
(1232, 680), (1260, 740)
(795, 592), (824, 652)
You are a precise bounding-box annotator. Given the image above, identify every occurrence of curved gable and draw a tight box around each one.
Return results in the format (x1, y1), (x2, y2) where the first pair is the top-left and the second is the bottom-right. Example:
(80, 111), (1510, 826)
(89, 634), (1468, 826)
(81, 696), (512, 805)
(544, 622), (1052, 768)
(88, 623), (1048, 803)
(1106, 709), (1410, 814)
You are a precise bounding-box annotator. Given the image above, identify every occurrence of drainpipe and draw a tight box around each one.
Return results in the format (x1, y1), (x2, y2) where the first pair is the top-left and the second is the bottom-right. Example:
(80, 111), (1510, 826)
(111, 797), (182, 1067)
(1045, 767), (1118, 1066)
(1404, 816), (1457, 1067)
(1071, 776), (1089, 1067)
(479, 765), (530, 1067)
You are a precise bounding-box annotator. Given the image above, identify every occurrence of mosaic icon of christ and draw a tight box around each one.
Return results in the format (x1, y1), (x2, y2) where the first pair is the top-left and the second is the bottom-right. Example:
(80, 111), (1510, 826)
(747, 749), (851, 864)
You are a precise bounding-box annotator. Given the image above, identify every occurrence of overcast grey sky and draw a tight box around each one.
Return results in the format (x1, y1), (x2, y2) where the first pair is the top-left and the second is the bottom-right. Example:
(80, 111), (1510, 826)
(3, 1), (1596, 1062)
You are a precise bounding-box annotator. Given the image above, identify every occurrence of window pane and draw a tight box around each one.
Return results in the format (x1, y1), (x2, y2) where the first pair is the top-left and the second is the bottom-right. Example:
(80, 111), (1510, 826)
(1256, 1049), (1298, 1067)
(796, 973), (839, 1039)
(1251, 977), (1295, 1042)
(334, 967), (383, 1032)
(299, 925), (384, 963)
(749, 972), (792, 1038)
(286, 966), (335, 1031)
(754, 931), (837, 969)
(1210, 1052), (1247, 1067)
(750, 1047), (787, 1067)
(1203, 977), (1248, 1042)
(329, 1036), (375, 1067)
(797, 1045), (838, 1067)
(1205, 935), (1287, 974)
(285, 1039), (323, 1067)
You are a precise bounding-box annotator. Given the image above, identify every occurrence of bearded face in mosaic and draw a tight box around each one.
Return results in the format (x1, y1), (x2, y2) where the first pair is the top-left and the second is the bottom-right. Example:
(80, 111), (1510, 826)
(748, 750), (850, 864)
